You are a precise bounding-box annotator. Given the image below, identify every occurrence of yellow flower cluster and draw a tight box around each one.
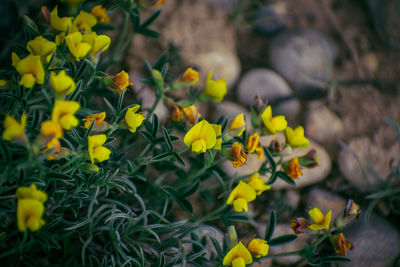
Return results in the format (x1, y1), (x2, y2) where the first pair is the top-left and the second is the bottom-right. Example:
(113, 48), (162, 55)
(223, 238), (269, 267)
(16, 184), (47, 232)
(226, 173), (270, 212)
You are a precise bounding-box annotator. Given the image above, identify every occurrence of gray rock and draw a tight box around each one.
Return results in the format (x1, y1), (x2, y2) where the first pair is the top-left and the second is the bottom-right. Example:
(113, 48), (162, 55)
(211, 101), (253, 132)
(286, 190), (301, 210)
(338, 136), (400, 192)
(305, 103), (345, 153)
(341, 214), (400, 267)
(269, 29), (336, 90)
(237, 69), (301, 119)
(258, 138), (332, 190)
(193, 49), (241, 88)
(306, 188), (346, 218)
(221, 153), (265, 180)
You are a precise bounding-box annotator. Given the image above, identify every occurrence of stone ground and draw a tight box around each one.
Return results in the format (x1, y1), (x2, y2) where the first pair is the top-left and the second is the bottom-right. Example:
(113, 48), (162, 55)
(124, 0), (400, 266)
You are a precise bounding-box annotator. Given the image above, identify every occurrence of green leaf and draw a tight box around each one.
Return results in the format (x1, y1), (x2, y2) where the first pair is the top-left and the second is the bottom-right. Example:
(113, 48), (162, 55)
(276, 171), (296, 186)
(152, 152), (171, 161)
(162, 127), (173, 151)
(103, 97), (117, 116)
(172, 152), (185, 166)
(67, 79), (83, 101)
(153, 52), (168, 71)
(180, 179), (200, 198)
(264, 210), (276, 241)
(82, 118), (96, 142)
(209, 236), (223, 257)
(269, 234), (297, 246)
(141, 10), (161, 28)
(263, 147), (276, 172)
(137, 28), (160, 38)
(117, 87), (127, 113)
(162, 186), (194, 215)
(157, 253), (165, 267)
(152, 114), (159, 137)
(138, 130), (153, 143)
(266, 172), (277, 185)
(23, 15), (39, 36)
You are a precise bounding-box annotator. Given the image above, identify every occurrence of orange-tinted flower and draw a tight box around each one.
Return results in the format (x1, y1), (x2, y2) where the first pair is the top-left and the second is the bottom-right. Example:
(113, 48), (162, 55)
(183, 105), (200, 126)
(91, 5), (110, 24)
(181, 68), (199, 86)
(246, 133), (264, 160)
(287, 157), (302, 180)
(333, 233), (354, 256)
(291, 217), (309, 234)
(170, 105), (184, 122)
(82, 112), (106, 129)
(112, 71), (133, 95)
(231, 142), (248, 168)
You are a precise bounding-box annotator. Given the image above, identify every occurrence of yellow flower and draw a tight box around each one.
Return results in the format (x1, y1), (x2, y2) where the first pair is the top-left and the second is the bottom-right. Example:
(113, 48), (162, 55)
(308, 207), (332, 230)
(73, 10), (97, 34)
(41, 138), (61, 160)
(204, 70), (227, 102)
(40, 120), (63, 139)
(261, 105), (287, 135)
(223, 241), (253, 267)
(246, 133), (264, 160)
(2, 113), (27, 142)
(65, 32), (92, 61)
(181, 68), (199, 86)
(50, 6), (73, 32)
(82, 32), (111, 57)
(226, 181), (256, 212)
(255, 145), (264, 160)
(49, 70), (76, 96)
(231, 142), (247, 168)
(91, 5), (110, 24)
(52, 100), (80, 130)
(124, 105), (145, 133)
(247, 173), (270, 195)
(17, 199), (45, 232)
(184, 120), (217, 153)
(285, 126), (310, 148)
(211, 123), (222, 150)
(333, 233), (354, 256)
(229, 113), (246, 137)
(88, 134), (111, 163)
(26, 36), (56, 63)
(16, 184), (47, 232)
(16, 184), (47, 203)
(287, 157), (302, 180)
(83, 112), (106, 129)
(113, 71), (133, 95)
(183, 104), (200, 126)
(248, 239), (269, 258)
(12, 54), (44, 88)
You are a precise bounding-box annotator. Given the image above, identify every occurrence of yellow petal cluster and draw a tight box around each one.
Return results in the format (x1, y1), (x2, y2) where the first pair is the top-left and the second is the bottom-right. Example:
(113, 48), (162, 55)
(50, 6), (73, 32)
(223, 242), (253, 267)
(50, 70), (76, 96)
(26, 36), (56, 63)
(247, 173), (270, 195)
(184, 120), (218, 153)
(181, 68), (199, 86)
(308, 207), (332, 230)
(91, 5), (110, 24)
(124, 105), (145, 133)
(73, 10), (97, 34)
(285, 126), (310, 148)
(41, 138), (61, 160)
(113, 71), (133, 95)
(333, 233), (354, 256)
(246, 132), (264, 160)
(40, 120), (63, 139)
(12, 54), (45, 88)
(226, 181), (256, 212)
(88, 134), (111, 163)
(183, 104), (200, 125)
(82, 32), (111, 57)
(247, 239), (269, 258)
(231, 142), (247, 168)
(261, 105), (287, 135)
(65, 32), (92, 61)
(228, 113), (246, 137)
(16, 184), (47, 232)
(83, 112), (106, 129)
(2, 114), (27, 142)
(205, 71), (227, 102)
(52, 100), (80, 130)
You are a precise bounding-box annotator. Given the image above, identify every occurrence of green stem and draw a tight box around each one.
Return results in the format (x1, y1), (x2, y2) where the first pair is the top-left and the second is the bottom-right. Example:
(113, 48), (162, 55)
(195, 204), (228, 223)
(147, 94), (162, 119)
